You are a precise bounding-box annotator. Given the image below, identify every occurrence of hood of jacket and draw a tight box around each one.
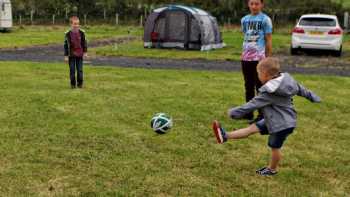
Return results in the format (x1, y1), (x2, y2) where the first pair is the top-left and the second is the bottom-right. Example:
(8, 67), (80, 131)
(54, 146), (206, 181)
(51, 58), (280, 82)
(259, 73), (299, 96)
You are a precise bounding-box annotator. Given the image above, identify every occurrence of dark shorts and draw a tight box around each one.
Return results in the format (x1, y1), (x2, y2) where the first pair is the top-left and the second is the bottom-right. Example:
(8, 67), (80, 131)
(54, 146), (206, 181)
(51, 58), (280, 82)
(256, 119), (294, 149)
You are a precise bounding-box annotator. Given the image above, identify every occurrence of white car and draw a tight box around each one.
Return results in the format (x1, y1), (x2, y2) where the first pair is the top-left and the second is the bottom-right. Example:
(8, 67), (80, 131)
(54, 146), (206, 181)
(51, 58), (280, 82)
(291, 14), (343, 56)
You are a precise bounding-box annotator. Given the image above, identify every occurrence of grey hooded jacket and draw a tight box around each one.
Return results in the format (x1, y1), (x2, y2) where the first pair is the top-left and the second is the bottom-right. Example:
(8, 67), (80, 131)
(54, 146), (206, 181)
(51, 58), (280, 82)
(229, 73), (321, 134)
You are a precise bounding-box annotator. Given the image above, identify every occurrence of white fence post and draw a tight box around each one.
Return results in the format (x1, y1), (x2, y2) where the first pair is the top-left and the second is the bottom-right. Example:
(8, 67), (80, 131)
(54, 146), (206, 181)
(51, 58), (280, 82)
(30, 10), (34, 25)
(344, 12), (349, 32)
(65, 8), (68, 20)
(104, 8), (107, 20)
(116, 13), (119, 26)
(84, 14), (87, 25)
(140, 15), (143, 27)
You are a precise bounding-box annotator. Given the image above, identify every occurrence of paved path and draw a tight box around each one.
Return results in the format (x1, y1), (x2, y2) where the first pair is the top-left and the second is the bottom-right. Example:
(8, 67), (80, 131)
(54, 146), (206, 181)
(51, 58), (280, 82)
(0, 39), (349, 77)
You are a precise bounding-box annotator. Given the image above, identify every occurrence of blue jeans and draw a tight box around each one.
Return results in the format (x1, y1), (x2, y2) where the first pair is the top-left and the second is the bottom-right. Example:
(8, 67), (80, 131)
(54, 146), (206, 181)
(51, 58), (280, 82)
(69, 57), (83, 87)
(256, 119), (294, 149)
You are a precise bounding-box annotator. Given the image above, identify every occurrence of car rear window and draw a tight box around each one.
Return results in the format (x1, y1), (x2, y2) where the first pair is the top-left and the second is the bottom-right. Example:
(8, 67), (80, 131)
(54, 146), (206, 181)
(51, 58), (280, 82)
(299, 17), (336, 27)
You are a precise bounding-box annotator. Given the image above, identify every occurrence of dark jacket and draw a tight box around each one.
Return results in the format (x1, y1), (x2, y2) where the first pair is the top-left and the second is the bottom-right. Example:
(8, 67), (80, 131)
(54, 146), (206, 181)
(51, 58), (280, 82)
(64, 29), (87, 57)
(229, 73), (321, 133)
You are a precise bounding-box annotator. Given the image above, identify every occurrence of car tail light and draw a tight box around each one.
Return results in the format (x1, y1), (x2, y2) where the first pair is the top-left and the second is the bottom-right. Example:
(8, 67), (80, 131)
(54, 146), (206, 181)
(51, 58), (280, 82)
(328, 28), (342, 35)
(292, 27), (305, 34)
(151, 32), (159, 40)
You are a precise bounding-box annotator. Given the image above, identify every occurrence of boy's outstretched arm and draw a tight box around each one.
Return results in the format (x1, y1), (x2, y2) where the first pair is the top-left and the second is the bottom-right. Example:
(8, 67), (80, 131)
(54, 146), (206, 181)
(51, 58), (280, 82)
(229, 94), (272, 119)
(297, 83), (321, 103)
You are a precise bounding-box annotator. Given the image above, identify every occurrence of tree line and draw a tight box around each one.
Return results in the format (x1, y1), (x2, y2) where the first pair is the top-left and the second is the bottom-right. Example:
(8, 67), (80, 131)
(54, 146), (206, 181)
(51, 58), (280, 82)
(10, 0), (345, 24)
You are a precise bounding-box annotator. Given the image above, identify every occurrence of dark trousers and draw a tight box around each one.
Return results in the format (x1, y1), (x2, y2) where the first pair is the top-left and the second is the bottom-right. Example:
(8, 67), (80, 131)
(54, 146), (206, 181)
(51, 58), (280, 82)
(241, 61), (263, 119)
(69, 57), (83, 87)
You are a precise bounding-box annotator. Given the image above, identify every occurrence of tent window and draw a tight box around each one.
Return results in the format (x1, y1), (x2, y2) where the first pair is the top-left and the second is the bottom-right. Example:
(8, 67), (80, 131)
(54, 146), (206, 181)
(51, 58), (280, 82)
(167, 11), (186, 42)
(2, 3), (5, 11)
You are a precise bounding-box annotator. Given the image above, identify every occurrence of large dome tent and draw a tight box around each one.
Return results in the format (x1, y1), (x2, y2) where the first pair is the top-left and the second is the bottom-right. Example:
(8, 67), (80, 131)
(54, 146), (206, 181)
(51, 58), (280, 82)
(144, 5), (225, 51)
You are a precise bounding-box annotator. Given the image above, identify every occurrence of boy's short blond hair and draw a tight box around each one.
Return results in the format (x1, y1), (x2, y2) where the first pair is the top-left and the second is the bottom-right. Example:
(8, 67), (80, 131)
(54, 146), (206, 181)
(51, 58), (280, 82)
(70, 16), (79, 24)
(258, 57), (280, 77)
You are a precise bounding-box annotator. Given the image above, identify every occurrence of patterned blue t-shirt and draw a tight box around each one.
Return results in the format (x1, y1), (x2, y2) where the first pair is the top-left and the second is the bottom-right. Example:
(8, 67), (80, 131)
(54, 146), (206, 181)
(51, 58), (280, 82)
(241, 12), (273, 61)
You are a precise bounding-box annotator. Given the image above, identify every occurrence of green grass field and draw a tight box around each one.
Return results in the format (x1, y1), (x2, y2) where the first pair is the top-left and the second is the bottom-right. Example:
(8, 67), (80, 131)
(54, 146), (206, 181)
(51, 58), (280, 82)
(2, 25), (350, 63)
(0, 61), (349, 196)
(93, 27), (292, 61)
(93, 27), (350, 62)
(0, 25), (142, 48)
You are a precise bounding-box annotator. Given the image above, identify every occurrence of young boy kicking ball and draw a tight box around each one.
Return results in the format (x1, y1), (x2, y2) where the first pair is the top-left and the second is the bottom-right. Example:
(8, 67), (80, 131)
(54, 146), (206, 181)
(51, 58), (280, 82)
(213, 57), (321, 176)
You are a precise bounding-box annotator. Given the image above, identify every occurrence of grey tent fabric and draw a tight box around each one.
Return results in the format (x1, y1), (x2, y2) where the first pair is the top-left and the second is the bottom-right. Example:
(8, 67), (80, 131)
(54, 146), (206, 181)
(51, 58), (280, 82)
(144, 5), (225, 51)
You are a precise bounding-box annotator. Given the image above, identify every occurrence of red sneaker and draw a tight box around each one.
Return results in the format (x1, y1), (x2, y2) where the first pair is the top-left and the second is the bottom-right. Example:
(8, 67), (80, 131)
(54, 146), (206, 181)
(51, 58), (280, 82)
(212, 120), (227, 144)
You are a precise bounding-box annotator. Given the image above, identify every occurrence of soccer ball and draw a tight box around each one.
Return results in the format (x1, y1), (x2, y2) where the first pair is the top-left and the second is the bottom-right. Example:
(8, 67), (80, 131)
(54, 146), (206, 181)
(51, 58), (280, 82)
(151, 113), (173, 134)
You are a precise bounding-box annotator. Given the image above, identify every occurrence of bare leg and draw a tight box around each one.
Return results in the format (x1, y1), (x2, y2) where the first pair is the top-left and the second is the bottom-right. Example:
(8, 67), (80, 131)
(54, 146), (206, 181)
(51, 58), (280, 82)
(269, 148), (281, 171)
(226, 124), (260, 140)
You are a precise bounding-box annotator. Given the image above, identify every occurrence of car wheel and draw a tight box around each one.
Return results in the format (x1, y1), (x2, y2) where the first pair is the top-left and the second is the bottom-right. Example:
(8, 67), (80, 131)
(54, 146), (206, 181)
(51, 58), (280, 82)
(291, 47), (298, 55)
(333, 46), (342, 57)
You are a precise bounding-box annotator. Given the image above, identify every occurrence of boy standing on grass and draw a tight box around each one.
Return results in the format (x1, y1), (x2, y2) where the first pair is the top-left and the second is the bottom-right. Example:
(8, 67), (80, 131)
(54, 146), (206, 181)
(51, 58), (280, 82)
(213, 58), (321, 176)
(241, 0), (273, 122)
(64, 16), (88, 89)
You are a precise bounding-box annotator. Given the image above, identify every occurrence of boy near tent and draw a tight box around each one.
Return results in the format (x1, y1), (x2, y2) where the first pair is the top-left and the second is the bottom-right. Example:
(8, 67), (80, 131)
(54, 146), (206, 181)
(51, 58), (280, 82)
(64, 16), (88, 89)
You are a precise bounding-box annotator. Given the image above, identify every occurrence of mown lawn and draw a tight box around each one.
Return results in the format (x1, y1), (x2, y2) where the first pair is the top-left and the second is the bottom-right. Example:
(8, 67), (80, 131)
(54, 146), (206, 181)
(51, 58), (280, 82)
(93, 26), (350, 62)
(93, 27), (292, 61)
(0, 61), (349, 196)
(0, 25), (142, 48)
(3, 25), (350, 63)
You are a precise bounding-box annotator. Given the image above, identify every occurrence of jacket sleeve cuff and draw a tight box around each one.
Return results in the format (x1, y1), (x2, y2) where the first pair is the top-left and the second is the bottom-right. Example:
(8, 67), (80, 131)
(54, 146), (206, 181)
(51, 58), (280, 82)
(229, 107), (242, 119)
(311, 94), (321, 103)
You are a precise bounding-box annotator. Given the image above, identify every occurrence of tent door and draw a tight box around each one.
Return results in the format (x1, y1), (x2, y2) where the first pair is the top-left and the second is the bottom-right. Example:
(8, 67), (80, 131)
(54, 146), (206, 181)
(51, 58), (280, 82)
(187, 16), (202, 50)
(165, 11), (189, 48)
(153, 15), (167, 42)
